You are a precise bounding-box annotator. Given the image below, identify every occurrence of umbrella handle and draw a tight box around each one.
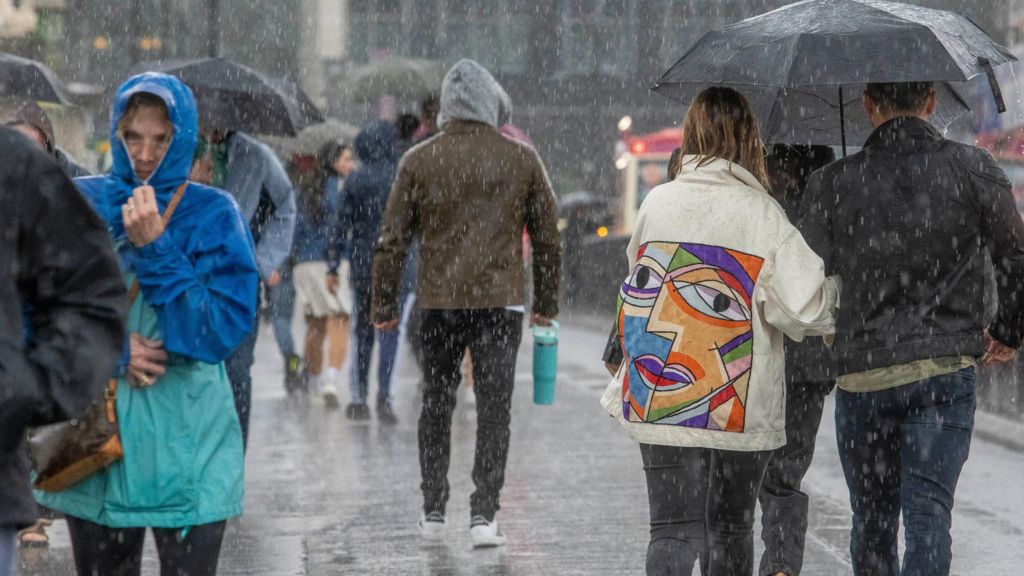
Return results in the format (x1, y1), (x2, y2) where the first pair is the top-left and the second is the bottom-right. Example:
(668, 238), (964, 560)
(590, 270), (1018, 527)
(979, 57), (1006, 114)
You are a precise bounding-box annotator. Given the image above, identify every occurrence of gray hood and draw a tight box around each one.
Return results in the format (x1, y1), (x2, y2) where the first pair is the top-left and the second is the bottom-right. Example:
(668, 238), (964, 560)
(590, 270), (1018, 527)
(437, 59), (511, 129)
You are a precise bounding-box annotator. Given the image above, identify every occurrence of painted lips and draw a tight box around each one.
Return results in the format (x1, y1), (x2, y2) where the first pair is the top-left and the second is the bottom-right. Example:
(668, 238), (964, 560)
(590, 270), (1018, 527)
(634, 354), (695, 391)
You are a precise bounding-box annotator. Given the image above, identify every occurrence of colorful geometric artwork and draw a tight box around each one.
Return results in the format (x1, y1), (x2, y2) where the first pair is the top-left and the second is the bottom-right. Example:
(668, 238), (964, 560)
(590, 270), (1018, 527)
(617, 242), (764, 432)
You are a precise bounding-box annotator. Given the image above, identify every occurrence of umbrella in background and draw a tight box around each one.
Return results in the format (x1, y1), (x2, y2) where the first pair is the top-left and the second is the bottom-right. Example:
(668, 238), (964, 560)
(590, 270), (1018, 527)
(0, 52), (70, 105)
(344, 56), (445, 104)
(132, 58), (323, 136)
(260, 119), (359, 160)
(654, 0), (1016, 153)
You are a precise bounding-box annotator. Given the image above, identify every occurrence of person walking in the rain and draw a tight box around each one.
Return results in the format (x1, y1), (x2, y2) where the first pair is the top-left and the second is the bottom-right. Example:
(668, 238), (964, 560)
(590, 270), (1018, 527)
(0, 128), (126, 576)
(5, 101), (91, 178)
(601, 87), (838, 576)
(327, 120), (402, 423)
(34, 72), (259, 576)
(800, 81), (1024, 576)
(372, 59), (561, 548)
(191, 124), (296, 449)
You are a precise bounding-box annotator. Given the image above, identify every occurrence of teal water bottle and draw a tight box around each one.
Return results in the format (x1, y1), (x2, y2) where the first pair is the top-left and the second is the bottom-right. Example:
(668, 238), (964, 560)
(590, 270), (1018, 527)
(532, 321), (559, 405)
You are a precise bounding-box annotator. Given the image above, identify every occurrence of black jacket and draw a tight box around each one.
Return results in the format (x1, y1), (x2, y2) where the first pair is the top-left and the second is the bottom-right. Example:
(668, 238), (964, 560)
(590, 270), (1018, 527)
(0, 128), (126, 529)
(800, 117), (1024, 376)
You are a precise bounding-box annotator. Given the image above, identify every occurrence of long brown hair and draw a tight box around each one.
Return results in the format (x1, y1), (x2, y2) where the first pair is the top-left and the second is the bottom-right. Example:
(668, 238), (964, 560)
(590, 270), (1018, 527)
(680, 87), (769, 189)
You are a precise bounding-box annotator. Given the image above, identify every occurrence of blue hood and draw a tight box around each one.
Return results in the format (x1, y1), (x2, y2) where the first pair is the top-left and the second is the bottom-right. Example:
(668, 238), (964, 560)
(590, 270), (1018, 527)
(353, 120), (398, 165)
(109, 73), (199, 201)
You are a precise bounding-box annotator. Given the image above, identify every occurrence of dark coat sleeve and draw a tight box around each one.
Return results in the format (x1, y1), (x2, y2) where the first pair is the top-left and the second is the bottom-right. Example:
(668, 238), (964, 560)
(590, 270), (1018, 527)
(796, 168), (834, 274)
(971, 151), (1024, 348)
(524, 150), (562, 318)
(0, 144), (126, 451)
(373, 156), (419, 323)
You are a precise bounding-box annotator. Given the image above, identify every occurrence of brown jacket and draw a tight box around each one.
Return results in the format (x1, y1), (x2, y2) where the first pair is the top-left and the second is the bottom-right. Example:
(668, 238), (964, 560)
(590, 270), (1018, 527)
(372, 120), (561, 321)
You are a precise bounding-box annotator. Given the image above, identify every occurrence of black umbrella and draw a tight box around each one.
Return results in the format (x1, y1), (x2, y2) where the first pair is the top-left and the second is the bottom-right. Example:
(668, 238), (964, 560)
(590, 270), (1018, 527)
(654, 0), (1016, 152)
(0, 52), (70, 105)
(132, 58), (324, 136)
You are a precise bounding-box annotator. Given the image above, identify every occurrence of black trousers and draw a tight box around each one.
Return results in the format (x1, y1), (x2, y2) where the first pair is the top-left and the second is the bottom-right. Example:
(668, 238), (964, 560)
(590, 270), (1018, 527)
(757, 379), (834, 576)
(419, 308), (523, 521)
(641, 443), (772, 576)
(66, 516), (226, 576)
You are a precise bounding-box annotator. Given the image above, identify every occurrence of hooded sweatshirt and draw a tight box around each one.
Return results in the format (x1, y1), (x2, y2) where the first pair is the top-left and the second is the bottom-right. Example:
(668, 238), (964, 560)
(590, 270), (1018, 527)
(600, 156), (838, 452)
(371, 59), (561, 321)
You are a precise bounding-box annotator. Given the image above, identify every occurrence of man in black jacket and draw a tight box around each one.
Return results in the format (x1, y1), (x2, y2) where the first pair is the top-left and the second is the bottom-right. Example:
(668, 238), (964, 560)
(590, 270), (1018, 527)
(800, 82), (1024, 576)
(0, 128), (125, 573)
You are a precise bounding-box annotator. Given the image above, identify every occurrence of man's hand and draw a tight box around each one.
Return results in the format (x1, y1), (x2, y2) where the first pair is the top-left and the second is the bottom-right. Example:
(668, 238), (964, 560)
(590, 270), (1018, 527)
(375, 319), (399, 332)
(123, 186), (165, 248)
(981, 329), (1017, 366)
(128, 333), (167, 388)
(531, 314), (555, 327)
(604, 361), (621, 377)
(265, 271), (282, 288)
(326, 273), (340, 294)
(190, 157), (214, 185)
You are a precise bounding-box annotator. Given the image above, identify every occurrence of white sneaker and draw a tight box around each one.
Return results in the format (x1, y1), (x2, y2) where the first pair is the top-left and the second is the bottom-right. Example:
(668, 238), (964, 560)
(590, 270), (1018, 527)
(418, 511), (446, 541)
(470, 515), (506, 548)
(322, 384), (339, 409)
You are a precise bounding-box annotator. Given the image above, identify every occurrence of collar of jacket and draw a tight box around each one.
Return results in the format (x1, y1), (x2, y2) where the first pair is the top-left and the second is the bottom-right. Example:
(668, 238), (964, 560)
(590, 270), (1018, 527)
(863, 116), (939, 149)
(442, 120), (497, 135)
(675, 154), (766, 193)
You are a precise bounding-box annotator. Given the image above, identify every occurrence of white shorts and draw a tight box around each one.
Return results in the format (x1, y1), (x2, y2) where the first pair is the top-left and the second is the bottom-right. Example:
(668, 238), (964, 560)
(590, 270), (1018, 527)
(293, 261), (352, 318)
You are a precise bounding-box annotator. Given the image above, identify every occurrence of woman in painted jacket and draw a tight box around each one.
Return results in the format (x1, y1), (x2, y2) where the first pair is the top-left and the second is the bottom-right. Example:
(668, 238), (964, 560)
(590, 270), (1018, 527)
(35, 73), (258, 575)
(601, 87), (838, 576)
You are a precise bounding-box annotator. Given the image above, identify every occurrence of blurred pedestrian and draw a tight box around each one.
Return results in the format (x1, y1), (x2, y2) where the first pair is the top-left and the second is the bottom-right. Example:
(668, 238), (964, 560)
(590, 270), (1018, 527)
(800, 81), (1024, 576)
(290, 142), (356, 407)
(0, 128), (125, 576)
(327, 120), (402, 423)
(192, 126), (296, 450)
(4, 101), (97, 550)
(35, 72), (258, 576)
(372, 59), (562, 548)
(759, 143), (837, 576)
(601, 87), (838, 575)
(413, 93), (440, 143)
(5, 101), (91, 178)
(395, 112), (420, 158)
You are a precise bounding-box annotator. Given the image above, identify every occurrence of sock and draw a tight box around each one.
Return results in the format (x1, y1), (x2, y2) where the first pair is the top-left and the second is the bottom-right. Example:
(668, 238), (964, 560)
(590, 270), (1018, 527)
(326, 367), (340, 385)
(307, 373), (322, 391)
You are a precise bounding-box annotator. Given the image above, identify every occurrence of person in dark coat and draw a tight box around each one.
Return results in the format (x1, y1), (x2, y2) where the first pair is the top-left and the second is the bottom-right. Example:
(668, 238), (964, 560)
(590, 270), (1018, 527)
(0, 127), (126, 574)
(800, 81), (1024, 576)
(327, 120), (401, 422)
(759, 143), (837, 576)
(5, 101), (91, 178)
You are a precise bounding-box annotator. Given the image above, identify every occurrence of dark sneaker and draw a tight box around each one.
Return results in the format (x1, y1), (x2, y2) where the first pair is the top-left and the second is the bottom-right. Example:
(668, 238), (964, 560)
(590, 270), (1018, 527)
(345, 403), (371, 420)
(284, 354), (304, 394)
(377, 401), (399, 425)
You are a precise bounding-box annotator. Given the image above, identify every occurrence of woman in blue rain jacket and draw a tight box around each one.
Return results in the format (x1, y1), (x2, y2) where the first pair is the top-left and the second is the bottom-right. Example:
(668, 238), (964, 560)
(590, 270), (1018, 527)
(35, 73), (258, 575)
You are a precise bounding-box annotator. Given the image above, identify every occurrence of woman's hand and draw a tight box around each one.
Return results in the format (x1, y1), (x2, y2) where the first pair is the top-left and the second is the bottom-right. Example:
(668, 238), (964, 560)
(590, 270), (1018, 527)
(123, 186), (165, 248)
(128, 333), (167, 387)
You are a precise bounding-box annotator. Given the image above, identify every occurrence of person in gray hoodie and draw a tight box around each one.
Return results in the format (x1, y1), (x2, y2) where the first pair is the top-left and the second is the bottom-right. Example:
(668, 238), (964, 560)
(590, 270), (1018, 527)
(372, 59), (561, 548)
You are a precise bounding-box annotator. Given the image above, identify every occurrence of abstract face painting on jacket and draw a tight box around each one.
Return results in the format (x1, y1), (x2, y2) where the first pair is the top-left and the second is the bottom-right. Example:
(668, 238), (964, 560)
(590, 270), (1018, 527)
(619, 241), (764, 431)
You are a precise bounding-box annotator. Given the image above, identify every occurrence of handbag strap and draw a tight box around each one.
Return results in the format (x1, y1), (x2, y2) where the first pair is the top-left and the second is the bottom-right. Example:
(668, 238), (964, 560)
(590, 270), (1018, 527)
(126, 182), (188, 303)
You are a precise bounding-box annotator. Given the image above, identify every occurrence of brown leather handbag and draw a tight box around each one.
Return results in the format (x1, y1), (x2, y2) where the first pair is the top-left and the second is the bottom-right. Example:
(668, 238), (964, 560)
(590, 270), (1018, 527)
(28, 183), (188, 492)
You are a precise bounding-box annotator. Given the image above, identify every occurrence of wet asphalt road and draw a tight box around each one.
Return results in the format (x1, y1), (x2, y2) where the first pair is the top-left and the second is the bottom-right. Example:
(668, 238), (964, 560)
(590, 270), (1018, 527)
(19, 315), (1024, 575)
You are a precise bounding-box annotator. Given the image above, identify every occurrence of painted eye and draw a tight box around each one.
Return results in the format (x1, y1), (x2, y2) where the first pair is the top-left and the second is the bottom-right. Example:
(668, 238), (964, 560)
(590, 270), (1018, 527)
(627, 265), (662, 290)
(675, 282), (750, 322)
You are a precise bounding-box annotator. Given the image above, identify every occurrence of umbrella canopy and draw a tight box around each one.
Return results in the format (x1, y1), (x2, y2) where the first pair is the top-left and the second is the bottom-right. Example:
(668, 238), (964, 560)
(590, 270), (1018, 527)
(657, 0), (1015, 88)
(654, 0), (1015, 150)
(0, 52), (70, 105)
(344, 57), (445, 103)
(260, 119), (359, 160)
(132, 58), (323, 136)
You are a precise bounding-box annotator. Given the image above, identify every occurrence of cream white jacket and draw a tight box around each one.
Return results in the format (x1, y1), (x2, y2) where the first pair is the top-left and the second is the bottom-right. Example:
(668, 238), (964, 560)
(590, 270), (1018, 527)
(601, 155), (837, 451)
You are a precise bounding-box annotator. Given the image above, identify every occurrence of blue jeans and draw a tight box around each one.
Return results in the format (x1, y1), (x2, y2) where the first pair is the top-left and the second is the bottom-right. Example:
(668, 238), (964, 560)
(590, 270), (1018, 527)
(226, 315), (259, 451)
(0, 528), (15, 576)
(836, 367), (976, 576)
(349, 277), (402, 406)
(267, 266), (296, 359)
